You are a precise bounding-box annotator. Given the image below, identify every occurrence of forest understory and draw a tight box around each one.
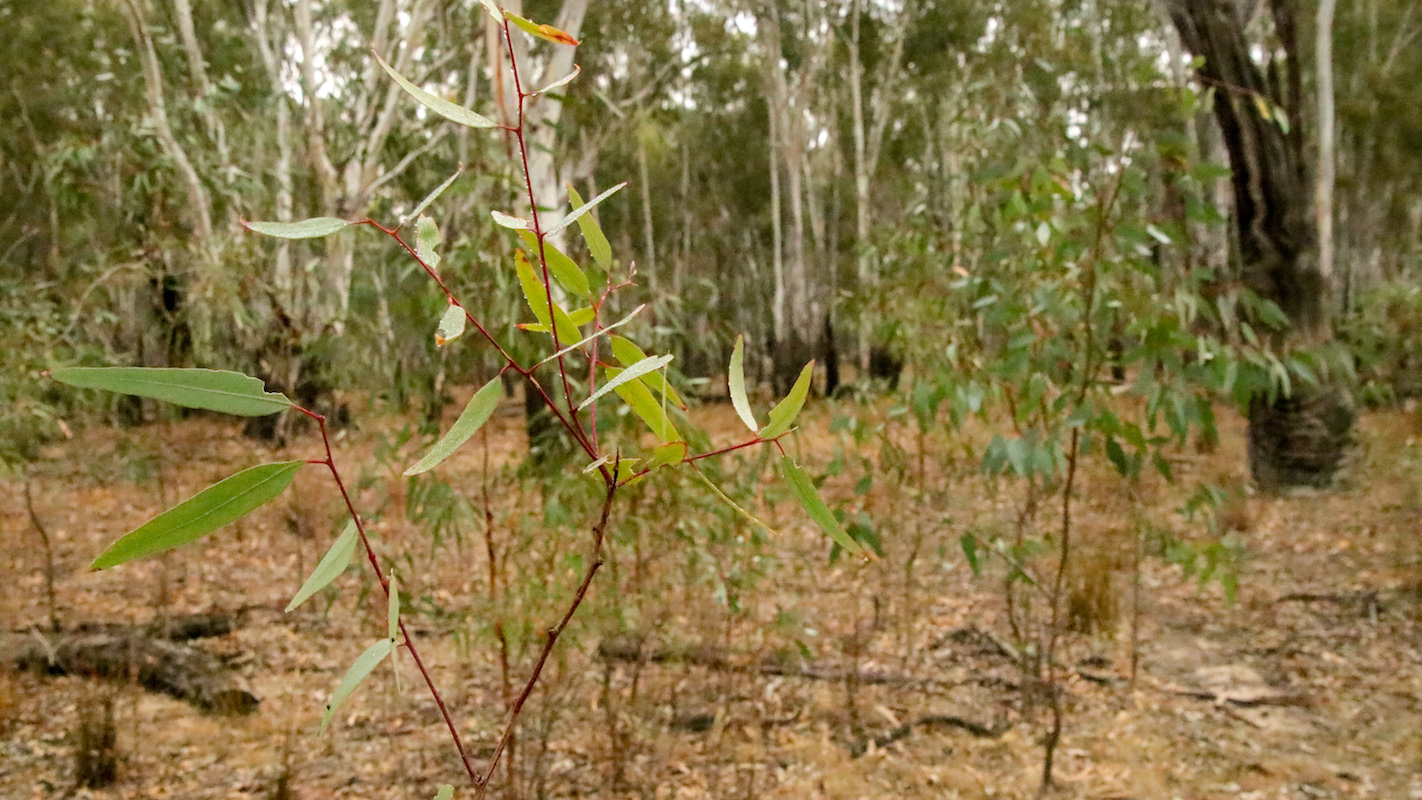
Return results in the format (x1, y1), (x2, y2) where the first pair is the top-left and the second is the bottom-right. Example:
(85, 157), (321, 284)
(2, 395), (1420, 800)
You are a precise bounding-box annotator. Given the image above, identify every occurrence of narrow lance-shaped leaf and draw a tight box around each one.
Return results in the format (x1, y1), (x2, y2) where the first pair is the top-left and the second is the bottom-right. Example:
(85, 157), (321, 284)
(517, 230), (590, 298)
(531, 64), (581, 96)
(492, 210), (529, 229)
(387, 572), (400, 641)
(536, 305), (646, 367)
(758, 361), (814, 439)
(435, 303), (465, 347)
(52, 367), (292, 417)
(609, 336), (686, 409)
(402, 167), (464, 227)
(286, 520), (358, 612)
(514, 251), (582, 345)
(374, 51), (497, 129)
(404, 377), (503, 476)
(504, 12), (580, 46)
(580, 354), (673, 411)
(728, 335), (757, 432)
(476, 0), (501, 21)
(604, 365), (680, 443)
(92, 462), (305, 570)
(547, 183), (625, 238)
(692, 469), (777, 536)
(416, 216), (441, 273)
(243, 217), (352, 240)
(778, 457), (868, 561)
(320, 639), (394, 733)
(566, 185), (613, 269)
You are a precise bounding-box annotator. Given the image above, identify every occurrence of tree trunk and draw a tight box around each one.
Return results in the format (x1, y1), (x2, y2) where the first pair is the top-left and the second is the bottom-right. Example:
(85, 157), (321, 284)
(1164, 0), (1354, 489)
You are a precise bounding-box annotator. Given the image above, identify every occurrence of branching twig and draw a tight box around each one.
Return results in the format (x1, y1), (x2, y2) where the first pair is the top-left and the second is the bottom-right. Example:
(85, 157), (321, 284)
(298, 406), (480, 788)
(476, 469), (619, 795)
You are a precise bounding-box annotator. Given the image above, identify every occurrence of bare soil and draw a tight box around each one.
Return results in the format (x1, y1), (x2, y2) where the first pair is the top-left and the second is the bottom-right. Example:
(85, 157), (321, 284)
(2, 397), (1420, 799)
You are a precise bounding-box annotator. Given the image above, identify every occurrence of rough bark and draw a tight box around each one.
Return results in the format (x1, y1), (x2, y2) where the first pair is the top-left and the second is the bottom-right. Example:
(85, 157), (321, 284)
(1164, 0), (1354, 488)
(7, 631), (258, 715)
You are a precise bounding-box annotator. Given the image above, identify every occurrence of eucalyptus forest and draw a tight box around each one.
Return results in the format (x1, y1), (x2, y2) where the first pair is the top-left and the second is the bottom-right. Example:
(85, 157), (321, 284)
(2, 0), (1420, 798)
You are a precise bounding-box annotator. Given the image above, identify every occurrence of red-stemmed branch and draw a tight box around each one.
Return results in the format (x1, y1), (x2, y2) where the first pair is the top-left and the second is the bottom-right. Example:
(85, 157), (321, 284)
(295, 404), (480, 788)
(319, 15), (791, 797)
(475, 463), (619, 797)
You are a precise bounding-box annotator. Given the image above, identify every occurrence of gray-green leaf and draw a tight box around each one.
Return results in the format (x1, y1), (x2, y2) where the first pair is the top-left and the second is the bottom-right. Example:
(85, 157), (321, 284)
(375, 51), (497, 129)
(434, 786), (454, 800)
(51, 367), (292, 416)
(403, 167), (464, 227)
(92, 461), (305, 570)
(243, 217), (352, 239)
(779, 456), (867, 560)
(320, 638), (394, 733)
(387, 573), (400, 640)
(548, 183), (625, 238)
(403, 378), (502, 476)
(728, 335), (757, 432)
(416, 216), (442, 273)
(435, 303), (465, 346)
(286, 521), (358, 612)
(578, 354), (673, 411)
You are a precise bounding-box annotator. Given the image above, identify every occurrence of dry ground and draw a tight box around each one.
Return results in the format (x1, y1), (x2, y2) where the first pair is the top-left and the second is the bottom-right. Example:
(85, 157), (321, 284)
(2, 395), (1420, 800)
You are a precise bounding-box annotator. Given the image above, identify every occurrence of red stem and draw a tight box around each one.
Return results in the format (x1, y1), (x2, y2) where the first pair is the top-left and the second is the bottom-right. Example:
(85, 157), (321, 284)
(476, 472), (619, 797)
(502, 21), (587, 445)
(296, 405), (480, 788)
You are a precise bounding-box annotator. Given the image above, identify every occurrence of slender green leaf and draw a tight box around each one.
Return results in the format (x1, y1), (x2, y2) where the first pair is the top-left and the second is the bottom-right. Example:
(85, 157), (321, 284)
(960, 533), (981, 575)
(693, 470), (777, 536)
(605, 365), (680, 443)
(416, 216), (441, 273)
(243, 217), (352, 239)
(92, 461), (305, 569)
(374, 51), (497, 129)
(609, 336), (685, 408)
(567, 185), (612, 269)
(476, 0), (501, 21)
(320, 639), (394, 733)
(547, 183), (625, 238)
(645, 440), (687, 470)
(404, 377), (502, 476)
(579, 355), (673, 411)
(286, 521), (358, 612)
(388, 573), (400, 640)
(402, 167), (464, 227)
(434, 787), (454, 800)
(504, 12), (580, 45)
(758, 361), (814, 439)
(514, 251), (581, 344)
(567, 307), (596, 326)
(435, 303), (465, 347)
(728, 335), (757, 432)
(531, 64), (580, 96)
(52, 367), (292, 416)
(517, 230), (591, 298)
(778, 457), (867, 560)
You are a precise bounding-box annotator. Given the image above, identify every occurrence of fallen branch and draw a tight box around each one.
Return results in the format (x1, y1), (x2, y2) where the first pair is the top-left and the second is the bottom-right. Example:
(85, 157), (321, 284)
(6, 631), (258, 715)
(851, 714), (1011, 757)
(597, 635), (962, 688)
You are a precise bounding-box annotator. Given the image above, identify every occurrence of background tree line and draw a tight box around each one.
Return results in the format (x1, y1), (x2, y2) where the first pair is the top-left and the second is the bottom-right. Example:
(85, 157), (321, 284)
(3, 0), (1420, 482)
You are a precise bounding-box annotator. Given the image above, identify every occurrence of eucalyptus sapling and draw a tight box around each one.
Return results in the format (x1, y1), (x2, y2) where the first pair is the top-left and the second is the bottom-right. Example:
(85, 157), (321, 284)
(46, 5), (867, 796)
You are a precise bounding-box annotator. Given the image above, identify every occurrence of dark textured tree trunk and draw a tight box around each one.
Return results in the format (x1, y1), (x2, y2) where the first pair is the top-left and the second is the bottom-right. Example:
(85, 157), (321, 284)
(1164, 0), (1354, 489)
